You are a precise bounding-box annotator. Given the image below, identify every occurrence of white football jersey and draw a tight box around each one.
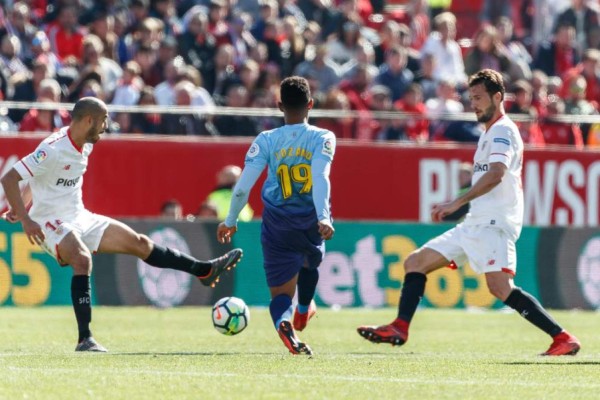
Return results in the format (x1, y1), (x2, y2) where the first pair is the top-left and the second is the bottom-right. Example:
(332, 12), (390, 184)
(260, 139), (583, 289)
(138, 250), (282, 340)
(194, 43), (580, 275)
(13, 128), (93, 222)
(463, 115), (524, 240)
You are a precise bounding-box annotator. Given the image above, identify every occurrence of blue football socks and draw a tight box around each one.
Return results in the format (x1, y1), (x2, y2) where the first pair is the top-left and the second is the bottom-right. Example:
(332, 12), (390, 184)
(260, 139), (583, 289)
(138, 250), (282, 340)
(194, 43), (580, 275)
(270, 294), (293, 328)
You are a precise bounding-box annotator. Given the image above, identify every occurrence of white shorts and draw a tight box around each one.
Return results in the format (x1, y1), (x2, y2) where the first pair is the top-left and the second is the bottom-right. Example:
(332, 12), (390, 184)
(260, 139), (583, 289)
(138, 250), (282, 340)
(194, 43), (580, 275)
(36, 210), (111, 266)
(424, 224), (516, 276)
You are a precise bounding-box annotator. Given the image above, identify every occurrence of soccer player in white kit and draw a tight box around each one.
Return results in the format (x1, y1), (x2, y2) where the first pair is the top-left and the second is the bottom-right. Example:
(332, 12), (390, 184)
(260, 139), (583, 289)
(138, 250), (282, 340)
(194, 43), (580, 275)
(357, 69), (581, 356)
(1, 97), (243, 352)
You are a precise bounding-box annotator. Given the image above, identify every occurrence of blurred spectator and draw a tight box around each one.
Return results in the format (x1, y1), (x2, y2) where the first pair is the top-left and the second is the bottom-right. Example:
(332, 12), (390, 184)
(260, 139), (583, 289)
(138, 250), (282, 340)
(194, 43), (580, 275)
(130, 86), (163, 134)
(0, 35), (29, 76)
(46, 5), (84, 62)
(366, 85), (398, 141)
(398, 23), (422, 74)
(88, 10), (119, 61)
(534, 24), (579, 77)
(208, 0), (230, 44)
(408, 0), (430, 50)
(553, 0), (600, 56)
(374, 20), (402, 66)
(464, 25), (511, 81)
(547, 75), (563, 97)
(560, 49), (600, 110)
(204, 165), (254, 221)
(0, 2), (36, 63)
(421, 12), (467, 86)
(327, 20), (366, 71)
(212, 85), (258, 136)
(160, 80), (211, 135)
(480, 0), (511, 27)
(29, 31), (61, 75)
(426, 78), (464, 139)
(539, 97), (584, 147)
(150, 35), (180, 86)
(564, 75), (598, 141)
(507, 80), (546, 146)
(183, 65), (216, 109)
(209, 44), (238, 99)
(133, 45), (158, 88)
(280, 15), (306, 77)
(19, 98), (66, 133)
(178, 11), (217, 89)
(197, 200), (219, 218)
(413, 53), (437, 101)
(507, 80), (534, 114)
(80, 34), (123, 98)
(226, 13), (257, 67)
(314, 88), (353, 139)
(428, 0), (452, 20)
(294, 44), (341, 92)
(8, 59), (52, 123)
(375, 46), (414, 102)
(251, 0), (278, 41)
(496, 16), (532, 81)
(341, 41), (378, 80)
(155, 56), (187, 105)
(112, 61), (143, 108)
(339, 63), (374, 112)
(250, 88), (282, 132)
(160, 199), (183, 219)
(391, 83), (429, 142)
(531, 70), (549, 117)
(151, 0), (183, 37)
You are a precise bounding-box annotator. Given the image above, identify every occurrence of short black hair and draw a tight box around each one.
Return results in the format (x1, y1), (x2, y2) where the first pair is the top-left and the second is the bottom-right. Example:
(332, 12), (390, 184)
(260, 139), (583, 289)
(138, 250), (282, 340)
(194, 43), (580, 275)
(468, 69), (505, 100)
(280, 76), (311, 110)
(71, 97), (107, 121)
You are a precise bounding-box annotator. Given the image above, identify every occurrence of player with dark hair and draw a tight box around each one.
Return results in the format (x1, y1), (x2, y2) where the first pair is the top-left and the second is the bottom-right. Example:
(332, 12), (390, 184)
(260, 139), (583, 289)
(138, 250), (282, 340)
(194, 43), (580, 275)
(357, 69), (581, 356)
(217, 76), (336, 355)
(1, 97), (242, 352)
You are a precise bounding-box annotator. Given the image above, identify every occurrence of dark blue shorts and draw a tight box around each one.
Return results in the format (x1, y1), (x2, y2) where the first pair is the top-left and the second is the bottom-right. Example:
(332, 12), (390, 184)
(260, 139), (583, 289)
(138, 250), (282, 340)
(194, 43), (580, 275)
(261, 209), (325, 287)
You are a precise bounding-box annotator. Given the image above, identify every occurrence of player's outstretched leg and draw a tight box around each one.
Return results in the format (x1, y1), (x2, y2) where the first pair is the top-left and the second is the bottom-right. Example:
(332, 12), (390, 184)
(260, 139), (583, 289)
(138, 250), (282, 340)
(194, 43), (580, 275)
(144, 244), (243, 288)
(197, 248), (244, 287)
(357, 272), (426, 346)
(357, 319), (409, 346)
(270, 293), (312, 355)
(503, 287), (581, 356)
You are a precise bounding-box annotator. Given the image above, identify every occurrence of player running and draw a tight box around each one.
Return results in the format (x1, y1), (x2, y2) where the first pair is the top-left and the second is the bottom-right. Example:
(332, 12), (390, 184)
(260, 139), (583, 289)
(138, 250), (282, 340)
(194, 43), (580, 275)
(357, 69), (581, 356)
(216, 76), (335, 355)
(1, 97), (242, 352)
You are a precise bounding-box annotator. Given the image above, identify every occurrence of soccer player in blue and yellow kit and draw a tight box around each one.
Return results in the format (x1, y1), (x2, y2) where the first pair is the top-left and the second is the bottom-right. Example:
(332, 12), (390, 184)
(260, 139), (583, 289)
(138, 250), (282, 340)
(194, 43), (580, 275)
(216, 76), (335, 355)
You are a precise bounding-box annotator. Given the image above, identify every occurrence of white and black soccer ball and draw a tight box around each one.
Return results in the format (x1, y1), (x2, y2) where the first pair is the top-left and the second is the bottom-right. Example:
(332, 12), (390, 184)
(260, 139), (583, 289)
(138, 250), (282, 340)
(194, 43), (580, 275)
(212, 297), (250, 335)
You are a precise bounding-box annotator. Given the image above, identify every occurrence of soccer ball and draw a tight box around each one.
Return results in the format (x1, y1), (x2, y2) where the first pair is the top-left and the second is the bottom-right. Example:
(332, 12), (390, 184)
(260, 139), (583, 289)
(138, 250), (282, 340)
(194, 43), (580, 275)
(212, 297), (250, 335)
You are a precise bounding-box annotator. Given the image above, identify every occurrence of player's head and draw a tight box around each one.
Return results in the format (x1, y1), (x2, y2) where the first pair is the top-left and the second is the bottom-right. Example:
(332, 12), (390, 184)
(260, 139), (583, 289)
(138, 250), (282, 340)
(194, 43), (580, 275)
(279, 76), (313, 115)
(467, 69), (505, 123)
(71, 97), (108, 144)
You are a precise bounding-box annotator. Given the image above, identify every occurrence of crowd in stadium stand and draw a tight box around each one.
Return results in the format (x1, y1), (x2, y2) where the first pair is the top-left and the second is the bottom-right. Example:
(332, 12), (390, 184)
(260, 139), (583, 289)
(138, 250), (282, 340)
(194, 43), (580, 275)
(0, 0), (598, 147)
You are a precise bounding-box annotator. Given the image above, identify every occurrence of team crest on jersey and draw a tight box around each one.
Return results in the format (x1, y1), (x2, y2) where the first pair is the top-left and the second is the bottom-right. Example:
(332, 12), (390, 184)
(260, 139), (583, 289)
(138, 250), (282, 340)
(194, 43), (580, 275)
(247, 143), (259, 158)
(322, 139), (333, 156)
(32, 150), (47, 164)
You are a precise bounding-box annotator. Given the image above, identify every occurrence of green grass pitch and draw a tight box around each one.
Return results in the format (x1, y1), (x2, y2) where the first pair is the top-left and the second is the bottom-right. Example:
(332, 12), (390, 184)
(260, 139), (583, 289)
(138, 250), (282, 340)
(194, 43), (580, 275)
(0, 307), (598, 399)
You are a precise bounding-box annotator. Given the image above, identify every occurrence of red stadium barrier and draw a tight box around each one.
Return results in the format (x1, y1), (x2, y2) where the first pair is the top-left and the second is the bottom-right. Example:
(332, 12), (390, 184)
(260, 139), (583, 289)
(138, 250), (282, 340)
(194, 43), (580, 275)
(0, 135), (598, 226)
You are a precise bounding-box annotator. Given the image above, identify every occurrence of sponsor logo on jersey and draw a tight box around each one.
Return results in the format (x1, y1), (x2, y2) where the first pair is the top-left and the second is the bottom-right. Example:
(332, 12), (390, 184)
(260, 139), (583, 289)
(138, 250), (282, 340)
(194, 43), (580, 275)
(494, 137), (511, 146)
(56, 177), (80, 187)
(474, 163), (488, 172)
(247, 143), (259, 158)
(322, 139), (333, 156)
(32, 150), (47, 164)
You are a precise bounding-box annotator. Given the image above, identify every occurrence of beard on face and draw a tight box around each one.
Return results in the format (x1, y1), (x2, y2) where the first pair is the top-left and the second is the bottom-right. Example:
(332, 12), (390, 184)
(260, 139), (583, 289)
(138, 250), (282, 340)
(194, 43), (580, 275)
(476, 103), (496, 123)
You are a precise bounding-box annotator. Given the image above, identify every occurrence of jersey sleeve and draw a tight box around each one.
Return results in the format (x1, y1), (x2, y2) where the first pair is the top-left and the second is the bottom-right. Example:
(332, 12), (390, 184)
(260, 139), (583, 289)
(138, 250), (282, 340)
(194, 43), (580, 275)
(488, 126), (514, 167)
(312, 131), (336, 162)
(13, 143), (57, 180)
(243, 134), (268, 170)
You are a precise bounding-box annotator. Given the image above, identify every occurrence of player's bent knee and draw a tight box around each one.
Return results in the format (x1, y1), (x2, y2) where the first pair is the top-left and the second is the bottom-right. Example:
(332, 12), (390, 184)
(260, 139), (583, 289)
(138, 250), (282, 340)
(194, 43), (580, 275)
(487, 281), (511, 301)
(70, 253), (93, 275)
(135, 234), (154, 257)
(404, 253), (425, 274)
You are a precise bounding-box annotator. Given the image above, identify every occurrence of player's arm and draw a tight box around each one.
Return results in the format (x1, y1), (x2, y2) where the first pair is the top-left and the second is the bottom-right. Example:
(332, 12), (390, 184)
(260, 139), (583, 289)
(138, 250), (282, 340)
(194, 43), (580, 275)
(311, 158), (334, 240)
(217, 164), (264, 244)
(312, 133), (336, 240)
(432, 162), (506, 222)
(0, 169), (44, 244)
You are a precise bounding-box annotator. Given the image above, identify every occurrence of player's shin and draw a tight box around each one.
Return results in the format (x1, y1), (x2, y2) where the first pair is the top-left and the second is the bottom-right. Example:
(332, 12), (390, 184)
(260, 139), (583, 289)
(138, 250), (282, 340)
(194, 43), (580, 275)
(144, 244), (211, 276)
(71, 275), (92, 341)
(297, 268), (318, 311)
(270, 294), (293, 328)
(396, 272), (427, 326)
(503, 287), (563, 337)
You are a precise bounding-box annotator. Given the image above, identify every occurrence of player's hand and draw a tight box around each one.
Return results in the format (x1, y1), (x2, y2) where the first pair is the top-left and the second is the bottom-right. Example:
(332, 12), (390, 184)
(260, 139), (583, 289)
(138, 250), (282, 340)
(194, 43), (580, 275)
(1, 209), (19, 223)
(431, 201), (461, 222)
(318, 220), (334, 240)
(21, 216), (45, 245)
(217, 222), (237, 244)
